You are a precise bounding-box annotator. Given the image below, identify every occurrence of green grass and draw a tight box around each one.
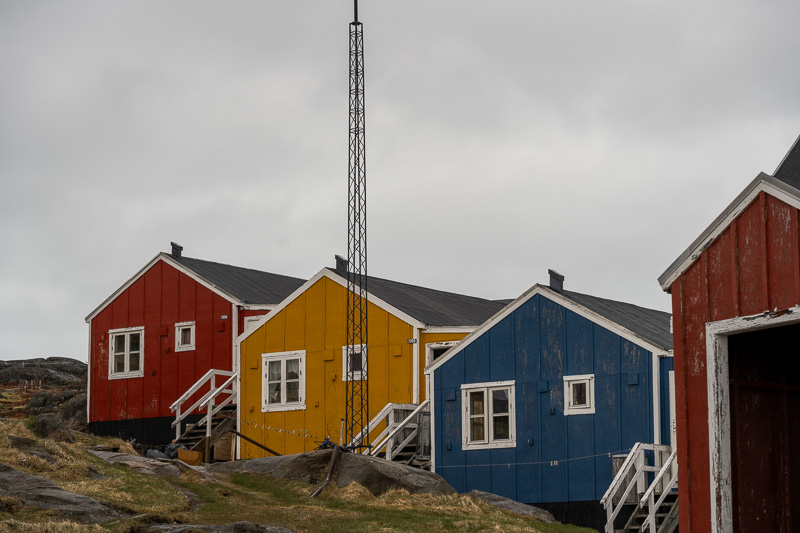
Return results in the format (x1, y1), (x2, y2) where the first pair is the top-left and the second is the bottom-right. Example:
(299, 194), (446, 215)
(0, 419), (598, 533)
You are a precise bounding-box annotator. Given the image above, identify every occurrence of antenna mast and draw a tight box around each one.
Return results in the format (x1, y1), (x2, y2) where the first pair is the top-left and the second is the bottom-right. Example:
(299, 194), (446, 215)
(345, 0), (369, 448)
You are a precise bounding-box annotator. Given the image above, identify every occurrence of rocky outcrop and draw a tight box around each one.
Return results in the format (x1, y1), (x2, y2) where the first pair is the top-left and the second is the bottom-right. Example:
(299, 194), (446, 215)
(336, 453), (455, 496)
(8, 435), (58, 464)
(0, 357), (87, 430)
(0, 358), (85, 387)
(88, 450), (181, 477)
(206, 450), (456, 497)
(469, 490), (557, 523)
(133, 522), (294, 533)
(0, 462), (120, 523)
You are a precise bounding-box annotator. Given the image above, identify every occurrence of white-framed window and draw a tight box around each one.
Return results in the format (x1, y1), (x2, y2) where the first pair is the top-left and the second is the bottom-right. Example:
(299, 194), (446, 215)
(461, 380), (515, 450)
(342, 344), (367, 381)
(108, 327), (144, 379)
(261, 350), (305, 412)
(564, 374), (595, 415)
(175, 321), (195, 352)
(425, 341), (459, 365)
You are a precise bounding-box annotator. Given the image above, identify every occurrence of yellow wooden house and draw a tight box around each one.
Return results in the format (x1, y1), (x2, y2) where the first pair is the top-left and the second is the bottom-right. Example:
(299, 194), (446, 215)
(236, 257), (507, 458)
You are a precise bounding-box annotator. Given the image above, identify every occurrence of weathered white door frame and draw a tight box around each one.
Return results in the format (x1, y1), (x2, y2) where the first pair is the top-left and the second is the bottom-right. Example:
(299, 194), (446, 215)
(705, 305), (800, 533)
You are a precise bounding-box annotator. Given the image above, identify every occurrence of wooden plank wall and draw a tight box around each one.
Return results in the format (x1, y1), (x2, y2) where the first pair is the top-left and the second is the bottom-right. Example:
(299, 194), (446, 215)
(669, 191), (800, 533)
(434, 293), (656, 503)
(89, 260), (234, 423)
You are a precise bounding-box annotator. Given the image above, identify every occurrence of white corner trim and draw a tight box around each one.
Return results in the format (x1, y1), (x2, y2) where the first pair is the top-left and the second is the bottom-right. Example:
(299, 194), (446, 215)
(413, 328), (420, 404)
(705, 306), (800, 533)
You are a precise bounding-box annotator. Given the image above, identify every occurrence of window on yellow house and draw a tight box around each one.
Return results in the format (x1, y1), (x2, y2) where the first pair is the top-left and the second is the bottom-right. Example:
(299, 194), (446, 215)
(342, 344), (367, 381)
(261, 350), (305, 412)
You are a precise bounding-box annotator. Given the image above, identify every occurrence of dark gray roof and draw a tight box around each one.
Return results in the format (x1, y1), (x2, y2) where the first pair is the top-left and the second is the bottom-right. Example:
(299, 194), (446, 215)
(333, 269), (508, 327)
(171, 254), (306, 305)
(560, 289), (673, 351)
(774, 134), (800, 191)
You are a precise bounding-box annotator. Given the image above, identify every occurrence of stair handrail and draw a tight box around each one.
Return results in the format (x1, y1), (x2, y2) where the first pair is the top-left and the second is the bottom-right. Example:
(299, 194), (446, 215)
(170, 369), (237, 441)
(348, 402), (417, 449)
(639, 448), (678, 533)
(369, 400), (429, 459)
(600, 442), (671, 533)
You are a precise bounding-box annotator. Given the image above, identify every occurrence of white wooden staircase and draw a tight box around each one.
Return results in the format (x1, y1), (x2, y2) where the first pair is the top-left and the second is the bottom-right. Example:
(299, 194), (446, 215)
(601, 443), (678, 533)
(349, 400), (431, 468)
(169, 369), (237, 462)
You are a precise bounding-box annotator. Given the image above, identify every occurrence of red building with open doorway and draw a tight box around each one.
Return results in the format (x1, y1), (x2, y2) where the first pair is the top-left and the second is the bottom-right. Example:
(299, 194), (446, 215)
(659, 136), (800, 532)
(85, 243), (305, 446)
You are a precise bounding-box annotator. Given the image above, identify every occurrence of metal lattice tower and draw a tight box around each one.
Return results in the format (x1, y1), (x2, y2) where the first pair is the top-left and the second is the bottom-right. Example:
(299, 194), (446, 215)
(345, 0), (369, 448)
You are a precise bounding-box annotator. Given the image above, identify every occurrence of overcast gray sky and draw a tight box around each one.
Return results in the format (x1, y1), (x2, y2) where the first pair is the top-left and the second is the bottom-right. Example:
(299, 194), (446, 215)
(2, 1), (799, 362)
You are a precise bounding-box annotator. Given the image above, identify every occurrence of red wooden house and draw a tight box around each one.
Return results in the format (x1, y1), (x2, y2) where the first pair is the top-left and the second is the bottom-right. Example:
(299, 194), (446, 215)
(85, 243), (305, 446)
(659, 136), (800, 533)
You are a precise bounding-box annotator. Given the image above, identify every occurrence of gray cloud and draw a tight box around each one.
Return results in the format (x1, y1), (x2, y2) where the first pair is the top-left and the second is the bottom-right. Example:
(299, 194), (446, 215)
(1, 0), (799, 361)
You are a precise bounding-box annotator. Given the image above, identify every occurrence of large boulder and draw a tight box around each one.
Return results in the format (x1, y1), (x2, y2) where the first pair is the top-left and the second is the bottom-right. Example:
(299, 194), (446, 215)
(32, 413), (74, 442)
(59, 393), (87, 430)
(206, 450), (456, 497)
(206, 450), (332, 484)
(336, 453), (455, 496)
(0, 462), (120, 523)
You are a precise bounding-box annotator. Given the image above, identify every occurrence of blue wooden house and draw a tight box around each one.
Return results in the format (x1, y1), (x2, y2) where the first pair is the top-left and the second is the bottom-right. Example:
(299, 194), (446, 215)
(424, 270), (673, 528)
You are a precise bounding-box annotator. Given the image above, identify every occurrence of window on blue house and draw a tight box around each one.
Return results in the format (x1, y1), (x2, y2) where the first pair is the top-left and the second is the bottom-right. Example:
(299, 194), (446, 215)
(564, 374), (595, 415)
(461, 380), (515, 450)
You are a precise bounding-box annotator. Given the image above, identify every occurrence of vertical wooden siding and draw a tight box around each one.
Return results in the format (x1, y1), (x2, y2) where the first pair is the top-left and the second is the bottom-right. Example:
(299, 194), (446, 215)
(239, 277), (420, 457)
(670, 191), (800, 533)
(89, 260), (234, 423)
(434, 294), (656, 503)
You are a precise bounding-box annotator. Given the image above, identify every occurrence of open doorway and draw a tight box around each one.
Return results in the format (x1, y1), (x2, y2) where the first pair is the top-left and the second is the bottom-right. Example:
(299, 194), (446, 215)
(728, 324), (800, 532)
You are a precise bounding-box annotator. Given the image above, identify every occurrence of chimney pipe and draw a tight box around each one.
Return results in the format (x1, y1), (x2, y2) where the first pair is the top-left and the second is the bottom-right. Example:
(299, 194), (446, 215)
(171, 242), (183, 258)
(548, 269), (564, 293)
(335, 255), (349, 274)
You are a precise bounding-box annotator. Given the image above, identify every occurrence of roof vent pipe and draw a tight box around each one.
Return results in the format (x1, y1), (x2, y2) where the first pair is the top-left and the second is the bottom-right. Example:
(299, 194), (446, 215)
(171, 242), (183, 258)
(335, 254), (349, 274)
(548, 269), (564, 293)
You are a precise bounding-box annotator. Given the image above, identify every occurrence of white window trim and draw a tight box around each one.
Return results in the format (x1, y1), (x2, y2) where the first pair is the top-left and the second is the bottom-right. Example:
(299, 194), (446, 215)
(174, 321), (196, 352)
(108, 326), (145, 380)
(342, 344), (367, 381)
(461, 380), (515, 450)
(425, 341), (459, 366)
(564, 373), (595, 415)
(261, 350), (306, 413)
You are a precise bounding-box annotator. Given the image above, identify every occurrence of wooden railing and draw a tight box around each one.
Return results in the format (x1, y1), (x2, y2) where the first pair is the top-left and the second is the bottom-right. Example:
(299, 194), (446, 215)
(348, 401), (429, 461)
(639, 448), (678, 533)
(368, 400), (429, 460)
(600, 442), (672, 533)
(169, 369), (237, 441)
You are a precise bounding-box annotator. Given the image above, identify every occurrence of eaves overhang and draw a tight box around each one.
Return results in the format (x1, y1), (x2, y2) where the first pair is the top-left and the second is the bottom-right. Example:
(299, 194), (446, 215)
(658, 173), (800, 292)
